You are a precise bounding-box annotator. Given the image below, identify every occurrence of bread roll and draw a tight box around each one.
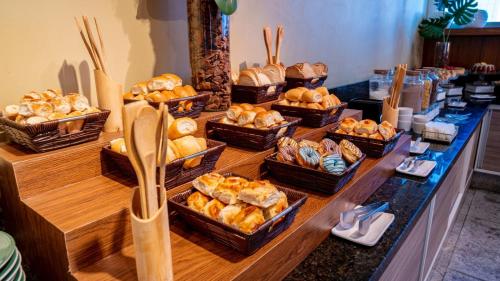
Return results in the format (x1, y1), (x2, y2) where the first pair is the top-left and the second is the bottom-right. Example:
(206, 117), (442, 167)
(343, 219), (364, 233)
(4, 105), (19, 119)
(203, 199), (226, 220)
(47, 112), (66, 120)
(243, 124), (256, 129)
(14, 115), (26, 125)
(299, 102), (308, 108)
(254, 111), (275, 128)
(238, 69), (260, 86)
(268, 110), (284, 123)
(166, 140), (180, 163)
(187, 191), (210, 213)
(355, 119), (378, 135)
(290, 101), (300, 107)
(306, 103), (323, 110)
(147, 77), (170, 91)
(110, 138), (127, 154)
(225, 105), (243, 121)
(183, 85), (197, 97)
(277, 99), (290, 106)
(26, 116), (48, 125)
(285, 88), (305, 102)
(378, 121), (396, 140)
(160, 73), (182, 88)
(237, 110), (257, 126)
(31, 102), (53, 117)
(339, 117), (358, 133)
(131, 82), (148, 95)
(173, 86), (190, 98)
(252, 106), (267, 114)
(192, 172), (225, 196)
(212, 176), (248, 205)
(172, 135), (202, 158)
(218, 204), (245, 225)
(369, 132), (384, 140)
(302, 90), (322, 103)
(321, 94), (341, 109)
(21, 92), (41, 103)
(161, 90), (177, 100)
(66, 94), (90, 111)
(238, 180), (281, 208)
(232, 206), (265, 234)
(239, 103), (254, 111)
(220, 116), (236, 125)
(286, 63), (315, 79)
(316, 87), (330, 96)
(168, 117), (198, 139)
(40, 90), (57, 101)
(311, 62), (328, 77)
(263, 191), (288, 220)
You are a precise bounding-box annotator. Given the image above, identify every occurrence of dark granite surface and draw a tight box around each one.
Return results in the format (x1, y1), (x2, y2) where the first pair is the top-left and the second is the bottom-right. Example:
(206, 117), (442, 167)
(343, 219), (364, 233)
(285, 105), (488, 281)
(331, 81), (369, 102)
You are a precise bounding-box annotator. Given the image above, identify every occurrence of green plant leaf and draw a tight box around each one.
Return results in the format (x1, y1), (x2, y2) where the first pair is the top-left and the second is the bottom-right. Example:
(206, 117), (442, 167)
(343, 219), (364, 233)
(447, 0), (478, 25)
(434, 0), (452, 11)
(418, 16), (452, 39)
(215, 0), (238, 15)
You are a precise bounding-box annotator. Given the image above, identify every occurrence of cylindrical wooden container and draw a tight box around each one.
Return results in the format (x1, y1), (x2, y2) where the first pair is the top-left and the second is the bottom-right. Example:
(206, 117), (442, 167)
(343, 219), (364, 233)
(382, 97), (399, 128)
(130, 187), (173, 281)
(94, 69), (123, 132)
(187, 0), (231, 111)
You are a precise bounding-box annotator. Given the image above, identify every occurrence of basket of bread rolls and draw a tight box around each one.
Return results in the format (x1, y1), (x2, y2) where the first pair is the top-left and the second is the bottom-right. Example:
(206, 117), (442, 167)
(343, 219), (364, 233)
(326, 118), (404, 158)
(271, 86), (346, 128)
(0, 89), (109, 152)
(265, 137), (366, 194)
(284, 62), (328, 91)
(231, 66), (287, 104)
(103, 115), (226, 189)
(168, 172), (307, 254)
(206, 103), (301, 150)
(123, 73), (211, 118)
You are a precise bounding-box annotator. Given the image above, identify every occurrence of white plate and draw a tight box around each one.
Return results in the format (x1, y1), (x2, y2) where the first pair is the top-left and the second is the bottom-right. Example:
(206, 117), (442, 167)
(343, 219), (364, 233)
(0, 249), (19, 280)
(331, 208), (394, 247)
(470, 94), (496, 100)
(396, 160), (436, 177)
(410, 141), (430, 154)
(447, 101), (467, 108)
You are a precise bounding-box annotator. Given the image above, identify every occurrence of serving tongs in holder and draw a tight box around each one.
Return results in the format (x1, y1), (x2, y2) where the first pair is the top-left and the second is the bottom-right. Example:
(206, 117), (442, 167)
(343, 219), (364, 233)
(123, 101), (174, 281)
(382, 64), (407, 127)
(339, 201), (389, 236)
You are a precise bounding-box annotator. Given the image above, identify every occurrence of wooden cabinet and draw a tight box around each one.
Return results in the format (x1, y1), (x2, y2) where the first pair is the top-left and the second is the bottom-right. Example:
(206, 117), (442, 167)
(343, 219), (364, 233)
(477, 106), (500, 174)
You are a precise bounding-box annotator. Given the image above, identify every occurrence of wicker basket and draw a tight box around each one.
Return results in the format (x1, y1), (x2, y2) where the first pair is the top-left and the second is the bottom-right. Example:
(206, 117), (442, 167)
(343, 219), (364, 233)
(168, 173), (308, 255)
(265, 153), (366, 194)
(326, 128), (404, 158)
(205, 116), (301, 151)
(284, 75), (328, 91)
(0, 110), (110, 153)
(124, 92), (211, 118)
(271, 102), (347, 128)
(102, 139), (226, 189)
(231, 82), (286, 104)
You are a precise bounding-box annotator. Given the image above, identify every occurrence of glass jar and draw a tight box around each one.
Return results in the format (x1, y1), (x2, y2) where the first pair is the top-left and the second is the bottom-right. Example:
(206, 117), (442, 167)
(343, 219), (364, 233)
(400, 71), (424, 113)
(423, 67), (440, 104)
(369, 69), (393, 100)
(416, 69), (432, 111)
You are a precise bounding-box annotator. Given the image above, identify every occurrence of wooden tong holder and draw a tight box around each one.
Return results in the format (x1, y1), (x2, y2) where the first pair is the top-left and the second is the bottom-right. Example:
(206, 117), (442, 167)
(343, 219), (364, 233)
(382, 97), (399, 128)
(95, 69), (123, 132)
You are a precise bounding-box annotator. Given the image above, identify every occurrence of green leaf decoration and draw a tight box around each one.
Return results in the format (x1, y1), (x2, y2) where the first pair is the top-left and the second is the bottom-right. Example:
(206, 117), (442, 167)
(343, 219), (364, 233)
(447, 0), (478, 25)
(434, 0), (452, 11)
(418, 15), (452, 39)
(215, 0), (238, 15)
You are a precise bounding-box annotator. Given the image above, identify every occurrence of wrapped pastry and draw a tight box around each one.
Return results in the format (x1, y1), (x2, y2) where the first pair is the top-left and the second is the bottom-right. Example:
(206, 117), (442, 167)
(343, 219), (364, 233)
(168, 117), (198, 139)
(263, 191), (288, 220)
(232, 206), (265, 234)
(202, 199), (226, 220)
(212, 176), (248, 205)
(187, 191), (210, 213)
(238, 180), (281, 208)
(192, 172), (225, 196)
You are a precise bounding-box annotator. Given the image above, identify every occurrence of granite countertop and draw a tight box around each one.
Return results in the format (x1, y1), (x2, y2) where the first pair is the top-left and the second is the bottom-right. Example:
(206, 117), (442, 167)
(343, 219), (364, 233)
(285, 105), (488, 281)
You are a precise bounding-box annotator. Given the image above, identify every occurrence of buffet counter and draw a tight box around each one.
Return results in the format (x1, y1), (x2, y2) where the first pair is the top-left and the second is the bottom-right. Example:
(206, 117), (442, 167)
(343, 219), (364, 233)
(286, 105), (487, 281)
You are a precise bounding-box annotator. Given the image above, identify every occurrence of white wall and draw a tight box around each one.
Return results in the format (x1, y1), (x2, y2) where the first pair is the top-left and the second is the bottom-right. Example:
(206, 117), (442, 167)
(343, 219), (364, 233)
(0, 0), (428, 106)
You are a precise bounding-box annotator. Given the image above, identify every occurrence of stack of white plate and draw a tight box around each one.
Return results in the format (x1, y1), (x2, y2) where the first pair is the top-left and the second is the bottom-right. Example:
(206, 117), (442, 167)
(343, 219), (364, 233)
(0, 232), (25, 281)
(398, 107), (413, 131)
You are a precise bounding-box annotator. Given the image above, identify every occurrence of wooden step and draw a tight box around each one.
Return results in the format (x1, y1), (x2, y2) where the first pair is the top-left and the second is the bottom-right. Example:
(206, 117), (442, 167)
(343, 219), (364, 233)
(73, 135), (411, 281)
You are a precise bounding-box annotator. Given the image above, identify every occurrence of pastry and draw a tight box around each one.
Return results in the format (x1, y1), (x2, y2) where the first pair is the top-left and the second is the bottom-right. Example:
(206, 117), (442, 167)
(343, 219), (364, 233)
(302, 90), (322, 103)
(340, 139), (362, 164)
(355, 119), (378, 135)
(277, 99), (290, 106)
(321, 94), (341, 109)
(226, 105), (243, 121)
(31, 102), (53, 118)
(356, 132), (369, 138)
(14, 115), (26, 125)
(252, 106), (267, 114)
(263, 64), (285, 83)
(306, 103), (323, 110)
(212, 176), (248, 205)
(172, 135), (203, 166)
(254, 112), (275, 128)
(263, 191), (288, 220)
(339, 117), (358, 133)
(26, 116), (48, 125)
(160, 73), (183, 88)
(66, 94), (90, 111)
(18, 103), (34, 117)
(110, 138), (127, 154)
(335, 129), (348, 134)
(131, 82), (149, 95)
(203, 199), (226, 220)
(296, 146), (320, 169)
(173, 86), (191, 98)
(369, 132), (384, 140)
(299, 102), (309, 108)
(168, 117), (198, 139)
(286, 63), (315, 79)
(243, 124), (256, 129)
(239, 103), (255, 111)
(40, 90), (58, 101)
(311, 62), (328, 77)
(277, 145), (297, 163)
(256, 73), (271, 86)
(238, 180), (281, 208)
(277, 136), (298, 149)
(52, 97), (72, 114)
(4, 105), (19, 119)
(290, 101), (300, 107)
(238, 69), (260, 86)
(318, 138), (341, 155)
(276, 123), (288, 138)
(166, 140), (180, 163)
(315, 87), (330, 96)
(146, 91), (168, 103)
(184, 85), (197, 96)
(284, 88), (305, 102)
(378, 121), (396, 140)
(220, 116), (236, 125)
(320, 153), (347, 175)
(232, 206), (265, 234)
(237, 110), (257, 126)
(218, 204), (245, 225)
(21, 92), (41, 102)
(192, 172), (225, 196)
(298, 139), (320, 151)
(268, 110), (284, 123)
(187, 191), (210, 213)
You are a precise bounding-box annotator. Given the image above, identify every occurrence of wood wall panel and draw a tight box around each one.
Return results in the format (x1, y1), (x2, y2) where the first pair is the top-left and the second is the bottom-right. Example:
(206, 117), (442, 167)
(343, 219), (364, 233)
(482, 110), (500, 172)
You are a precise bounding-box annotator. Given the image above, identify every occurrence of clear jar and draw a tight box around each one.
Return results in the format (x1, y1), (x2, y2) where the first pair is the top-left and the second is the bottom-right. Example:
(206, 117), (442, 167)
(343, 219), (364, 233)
(400, 71), (424, 113)
(369, 69), (393, 100)
(423, 67), (440, 104)
(416, 69), (432, 111)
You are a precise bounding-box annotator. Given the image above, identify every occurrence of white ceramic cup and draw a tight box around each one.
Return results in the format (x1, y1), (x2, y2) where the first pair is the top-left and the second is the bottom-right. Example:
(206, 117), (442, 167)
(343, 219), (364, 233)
(398, 120), (412, 132)
(398, 107), (414, 116)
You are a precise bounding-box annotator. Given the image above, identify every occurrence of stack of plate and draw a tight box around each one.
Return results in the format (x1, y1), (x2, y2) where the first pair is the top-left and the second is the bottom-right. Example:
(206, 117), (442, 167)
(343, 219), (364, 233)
(0, 232), (25, 281)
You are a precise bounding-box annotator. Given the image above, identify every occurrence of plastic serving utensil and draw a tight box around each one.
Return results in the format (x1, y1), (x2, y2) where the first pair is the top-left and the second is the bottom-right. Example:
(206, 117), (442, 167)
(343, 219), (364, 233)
(358, 202), (389, 236)
(339, 201), (388, 230)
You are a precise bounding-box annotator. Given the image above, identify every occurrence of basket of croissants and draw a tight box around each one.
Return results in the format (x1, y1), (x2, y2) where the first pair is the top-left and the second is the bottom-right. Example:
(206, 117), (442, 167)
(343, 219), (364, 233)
(0, 89), (109, 152)
(206, 103), (302, 151)
(103, 115), (226, 189)
(271, 86), (346, 128)
(284, 62), (328, 91)
(231, 65), (287, 104)
(327, 118), (404, 158)
(123, 73), (211, 119)
(265, 137), (366, 194)
(168, 172), (308, 254)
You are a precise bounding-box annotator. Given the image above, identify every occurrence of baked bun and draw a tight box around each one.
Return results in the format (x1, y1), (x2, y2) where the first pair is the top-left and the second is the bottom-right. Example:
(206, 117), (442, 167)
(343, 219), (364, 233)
(187, 191), (210, 213)
(146, 91), (168, 103)
(166, 140), (180, 163)
(335, 129), (348, 135)
(311, 62), (328, 77)
(306, 103), (323, 110)
(52, 97), (72, 114)
(286, 63), (315, 79)
(378, 121), (396, 140)
(203, 199), (226, 220)
(263, 191), (288, 220)
(131, 82), (148, 95)
(218, 204), (245, 225)
(238, 180), (281, 208)
(40, 90), (57, 101)
(160, 73), (182, 88)
(147, 77), (170, 91)
(239, 103), (254, 111)
(66, 94), (90, 111)
(26, 116), (48, 125)
(4, 105), (19, 119)
(340, 139), (362, 164)
(301, 90), (322, 103)
(220, 116), (236, 125)
(369, 132), (384, 140)
(268, 110), (284, 123)
(252, 106), (267, 114)
(263, 64), (285, 83)
(48, 112), (68, 121)
(355, 119), (378, 135)
(212, 176), (248, 205)
(277, 99), (290, 106)
(21, 92), (41, 103)
(30, 102), (53, 118)
(226, 105), (243, 121)
(192, 172), (225, 196)
(254, 112), (275, 128)
(172, 136), (203, 168)
(315, 87), (330, 96)
(110, 138), (127, 154)
(322, 95), (341, 109)
(237, 110), (257, 126)
(168, 117), (198, 139)
(243, 124), (256, 129)
(284, 88), (306, 102)
(18, 103), (34, 117)
(173, 86), (190, 98)
(339, 117), (358, 133)
(232, 206), (265, 234)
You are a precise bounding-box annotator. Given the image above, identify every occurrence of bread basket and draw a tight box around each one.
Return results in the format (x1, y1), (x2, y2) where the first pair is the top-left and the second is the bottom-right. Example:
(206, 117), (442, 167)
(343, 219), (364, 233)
(231, 81), (287, 104)
(0, 109), (110, 153)
(271, 102), (347, 128)
(284, 75), (328, 91)
(102, 139), (226, 189)
(168, 173), (308, 255)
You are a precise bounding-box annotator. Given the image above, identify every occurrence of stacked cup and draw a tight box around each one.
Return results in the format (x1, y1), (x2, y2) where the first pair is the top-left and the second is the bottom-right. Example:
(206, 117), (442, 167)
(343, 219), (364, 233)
(0, 231), (25, 281)
(398, 107), (413, 132)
